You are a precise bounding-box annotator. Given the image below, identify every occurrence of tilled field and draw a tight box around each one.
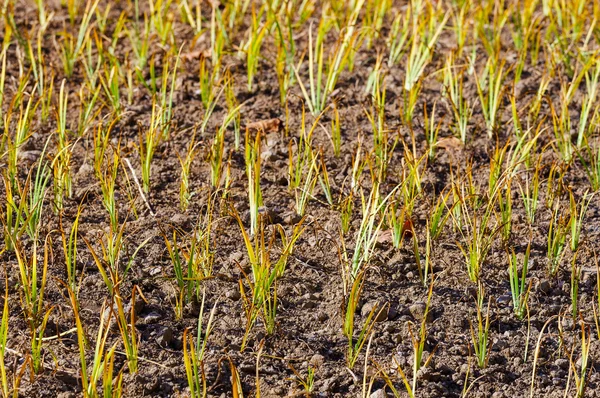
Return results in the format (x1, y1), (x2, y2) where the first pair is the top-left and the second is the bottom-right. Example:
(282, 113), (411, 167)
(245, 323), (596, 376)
(2, 0), (600, 397)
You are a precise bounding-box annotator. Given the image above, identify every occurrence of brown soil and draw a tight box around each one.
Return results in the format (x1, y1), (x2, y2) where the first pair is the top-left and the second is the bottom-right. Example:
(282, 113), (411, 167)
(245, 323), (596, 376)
(2, 1), (600, 398)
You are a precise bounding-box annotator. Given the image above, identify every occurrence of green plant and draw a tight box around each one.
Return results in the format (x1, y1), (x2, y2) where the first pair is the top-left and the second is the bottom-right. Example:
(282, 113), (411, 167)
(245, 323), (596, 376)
(474, 0), (509, 59)
(6, 84), (36, 189)
(113, 286), (143, 374)
(569, 190), (593, 252)
(317, 150), (334, 206)
(470, 284), (492, 368)
(53, 80), (73, 213)
(183, 291), (218, 398)
(428, 191), (451, 241)
(570, 319), (591, 398)
(387, 197), (409, 249)
(85, 221), (151, 295)
(397, 279), (435, 396)
(210, 103), (243, 189)
(60, 207), (82, 297)
(547, 201), (570, 276)
(2, 174), (27, 252)
(570, 251), (580, 321)
(100, 60), (123, 116)
(387, 0), (411, 62)
(12, 235), (53, 374)
(475, 57), (506, 138)
(400, 146), (427, 216)
(245, 7), (271, 91)
(163, 207), (215, 320)
(340, 192), (354, 235)
(443, 58), (472, 144)
(98, 145), (120, 233)
(424, 102), (441, 161)
(288, 360), (317, 397)
(331, 102), (342, 157)
(295, 0), (364, 115)
(366, 65), (396, 179)
(343, 269), (386, 368)
(0, 40), (8, 129)
(67, 287), (123, 398)
(139, 99), (162, 193)
(273, 16), (297, 105)
(245, 129), (263, 236)
(178, 130), (198, 212)
(507, 243), (531, 320)
(518, 161), (541, 225)
(293, 19), (332, 116)
(497, 180), (513, 243)
(402, 2), (448, 123)
(363, 0), (390, 47)
(455, 190), (498, 282)
(0, 278), (25, 398)
(347, 182), (393, 280)
(413, 223), (433, 286)
(576, 59), (600, 148)
(233, 211), (304, 350)
(579, 138), (600, 191)
(59, 0), (99, 77)
(224, 72), (242, 150)
(288, 108), (325, 215)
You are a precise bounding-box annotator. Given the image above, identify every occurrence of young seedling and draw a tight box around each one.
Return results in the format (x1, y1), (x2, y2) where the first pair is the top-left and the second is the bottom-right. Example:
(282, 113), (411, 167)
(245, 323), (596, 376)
(424, 101), (442, 161)
(183, 291), (218, 398)
(53, 80), (73, 213)
(455, 191), (498, 282)
(85, 220), (151, 295)
(245, 128), (263, 236)
(518, 160), (541, 225)
(475, 57), (506, 138)
(470, 283), (492, 368)
(348, 182), (394, 279)
(163, 206), (215, 320)
(377, 279), (436, 398)
(6, 83), (36, 189)
(387, 196), (410, 249)
(288, 107), (323, 216)
(343, 269), (387, 368)
(233, 210), (304, 350)
(66, 285), (122, 398)
(295, 1), (364, 115)
(387, 8), (410, 67)
(113, 286), (144, 374)
(507, 243), (532, 320)
(569, 319), (592, 398)
(569, 190), (593, 253)
(317, 150), (334, 206)
(11, 235), (53, 374)
(59, 0), (100, 77)
(579, 138), (600, 192)
(245, 6), (271, 91)
(274, 16), (297, 106)
(179, 144), (198, 214)
(139, 99), (162, 193)
(402, 3), (448, 123)
(0, 278), (25, 397)
(60, 207), (82, 297)
(428, 190), (451, 241)
(497, 180), (513, 244)
(366, 65), (397, 179)
(547, 201), (569, 276)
